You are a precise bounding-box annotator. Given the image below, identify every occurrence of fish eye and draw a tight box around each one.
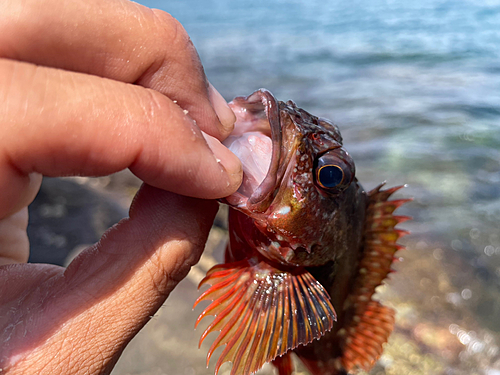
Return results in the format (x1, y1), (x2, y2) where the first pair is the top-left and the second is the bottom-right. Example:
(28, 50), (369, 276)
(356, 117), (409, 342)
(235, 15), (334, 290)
(314, 148), (355, 193)
(317, 165), (344, 188)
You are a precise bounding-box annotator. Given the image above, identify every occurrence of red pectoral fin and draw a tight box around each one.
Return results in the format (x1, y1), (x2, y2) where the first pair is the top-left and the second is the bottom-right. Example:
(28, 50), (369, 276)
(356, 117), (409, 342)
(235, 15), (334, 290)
(193, 258), (337, 375)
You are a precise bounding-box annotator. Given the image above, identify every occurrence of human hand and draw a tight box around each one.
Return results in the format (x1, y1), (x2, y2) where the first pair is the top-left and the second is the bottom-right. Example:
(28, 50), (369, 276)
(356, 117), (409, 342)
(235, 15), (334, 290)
(0, 0), (242, 373)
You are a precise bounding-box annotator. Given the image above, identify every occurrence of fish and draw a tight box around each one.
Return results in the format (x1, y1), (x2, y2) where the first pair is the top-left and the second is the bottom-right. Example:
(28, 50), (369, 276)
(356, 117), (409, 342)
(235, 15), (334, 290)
(193, 89), (410, 375)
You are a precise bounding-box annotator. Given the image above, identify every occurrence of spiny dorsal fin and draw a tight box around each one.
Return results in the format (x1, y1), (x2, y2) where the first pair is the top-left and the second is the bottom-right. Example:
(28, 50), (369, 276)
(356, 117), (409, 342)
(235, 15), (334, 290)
(194, 258), (337, 375)
(340, 183), (410, 373)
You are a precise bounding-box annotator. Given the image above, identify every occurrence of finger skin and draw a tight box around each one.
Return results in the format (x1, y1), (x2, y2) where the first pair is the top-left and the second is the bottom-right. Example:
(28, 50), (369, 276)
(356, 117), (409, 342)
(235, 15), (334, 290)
(0, 208), (31, 266)
(0, 186), (218, 374)
(0, 0), (234, 139)
(0, 58), (241, 219)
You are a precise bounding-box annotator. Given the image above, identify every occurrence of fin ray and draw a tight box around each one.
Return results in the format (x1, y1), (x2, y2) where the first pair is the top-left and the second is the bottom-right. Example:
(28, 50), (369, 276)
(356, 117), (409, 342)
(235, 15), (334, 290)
(195, 258), (336, 375)
(341, 301), (395, 372)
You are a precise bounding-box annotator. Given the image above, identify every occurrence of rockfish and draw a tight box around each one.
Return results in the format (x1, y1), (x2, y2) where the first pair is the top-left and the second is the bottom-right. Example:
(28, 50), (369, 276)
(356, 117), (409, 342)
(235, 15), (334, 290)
(194, 89), (410, 375)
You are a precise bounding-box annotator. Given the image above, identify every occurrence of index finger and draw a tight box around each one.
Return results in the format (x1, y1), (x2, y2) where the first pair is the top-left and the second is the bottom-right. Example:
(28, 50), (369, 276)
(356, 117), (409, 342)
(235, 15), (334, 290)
(0, 0), (235, 140)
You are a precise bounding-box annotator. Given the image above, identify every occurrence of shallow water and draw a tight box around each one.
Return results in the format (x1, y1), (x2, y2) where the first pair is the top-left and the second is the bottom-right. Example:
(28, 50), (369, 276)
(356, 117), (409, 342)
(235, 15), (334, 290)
(123, 0), (500, 373)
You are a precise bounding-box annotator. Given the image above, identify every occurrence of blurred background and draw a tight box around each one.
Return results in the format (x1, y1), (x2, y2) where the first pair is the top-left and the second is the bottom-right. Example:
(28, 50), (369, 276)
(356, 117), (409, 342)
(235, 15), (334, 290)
(28, 0), (500, 374)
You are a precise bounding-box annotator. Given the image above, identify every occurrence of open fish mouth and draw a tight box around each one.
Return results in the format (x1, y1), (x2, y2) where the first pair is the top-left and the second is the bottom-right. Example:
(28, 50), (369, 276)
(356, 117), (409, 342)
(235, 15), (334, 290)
(222, 89), (285, 213)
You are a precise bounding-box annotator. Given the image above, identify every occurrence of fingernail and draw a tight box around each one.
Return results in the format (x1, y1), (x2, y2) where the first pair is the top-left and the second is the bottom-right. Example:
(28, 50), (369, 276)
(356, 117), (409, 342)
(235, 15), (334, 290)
(202, 131), (242, 180)
(208, 83), (236, 133)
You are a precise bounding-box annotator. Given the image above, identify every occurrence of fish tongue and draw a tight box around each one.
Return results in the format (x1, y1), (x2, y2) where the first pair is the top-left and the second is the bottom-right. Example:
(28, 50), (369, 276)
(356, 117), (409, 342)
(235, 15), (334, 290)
(193, 259), (337, 375)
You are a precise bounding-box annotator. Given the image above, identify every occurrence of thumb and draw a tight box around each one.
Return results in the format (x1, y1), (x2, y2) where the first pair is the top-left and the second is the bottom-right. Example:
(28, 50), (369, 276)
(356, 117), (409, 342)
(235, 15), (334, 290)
(1, 185), (218, 374)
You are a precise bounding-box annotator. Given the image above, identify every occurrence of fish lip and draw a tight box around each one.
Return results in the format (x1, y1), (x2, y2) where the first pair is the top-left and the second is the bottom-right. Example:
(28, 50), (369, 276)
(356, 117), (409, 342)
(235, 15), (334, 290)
(226, 89), (283, 214)
(246, 89), (282, 212)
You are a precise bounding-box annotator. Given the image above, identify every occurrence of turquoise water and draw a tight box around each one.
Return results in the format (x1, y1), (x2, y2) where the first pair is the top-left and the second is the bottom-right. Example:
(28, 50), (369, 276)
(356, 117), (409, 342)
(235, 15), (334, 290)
(136, 0), (500, 373)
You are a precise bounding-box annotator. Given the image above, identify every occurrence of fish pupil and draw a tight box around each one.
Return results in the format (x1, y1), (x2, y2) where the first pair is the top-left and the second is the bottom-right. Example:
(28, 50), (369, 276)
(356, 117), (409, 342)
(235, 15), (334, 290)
(318, 165), (344, 188)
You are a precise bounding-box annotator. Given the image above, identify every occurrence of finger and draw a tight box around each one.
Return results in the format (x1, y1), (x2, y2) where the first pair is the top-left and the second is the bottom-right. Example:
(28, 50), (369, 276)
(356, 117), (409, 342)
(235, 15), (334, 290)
(0, 208), (31, 266)
(1, 186), (218, 374)
(0, 0), (235, 139)
(0, 58), (242, 219)
(0, 174), (40, 265)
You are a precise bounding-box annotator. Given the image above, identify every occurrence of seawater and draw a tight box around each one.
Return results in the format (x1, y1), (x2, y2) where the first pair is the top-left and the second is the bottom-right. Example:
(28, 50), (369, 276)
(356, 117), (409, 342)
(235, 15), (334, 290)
(136, 0), (500, 373)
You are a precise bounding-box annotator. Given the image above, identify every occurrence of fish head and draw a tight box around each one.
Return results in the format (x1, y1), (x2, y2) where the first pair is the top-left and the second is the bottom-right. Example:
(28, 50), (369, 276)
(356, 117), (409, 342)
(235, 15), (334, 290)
(223, 89), (366, 266)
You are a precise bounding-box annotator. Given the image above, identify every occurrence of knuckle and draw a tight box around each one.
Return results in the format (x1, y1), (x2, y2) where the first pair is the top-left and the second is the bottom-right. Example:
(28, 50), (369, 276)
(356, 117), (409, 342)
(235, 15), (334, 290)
(147, 229), (206, 296)
(151, 9), (192, 51)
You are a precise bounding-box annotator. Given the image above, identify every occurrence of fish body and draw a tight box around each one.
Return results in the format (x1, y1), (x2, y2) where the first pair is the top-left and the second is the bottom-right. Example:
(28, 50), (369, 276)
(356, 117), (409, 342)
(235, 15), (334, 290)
(194, 90), (410, 375)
